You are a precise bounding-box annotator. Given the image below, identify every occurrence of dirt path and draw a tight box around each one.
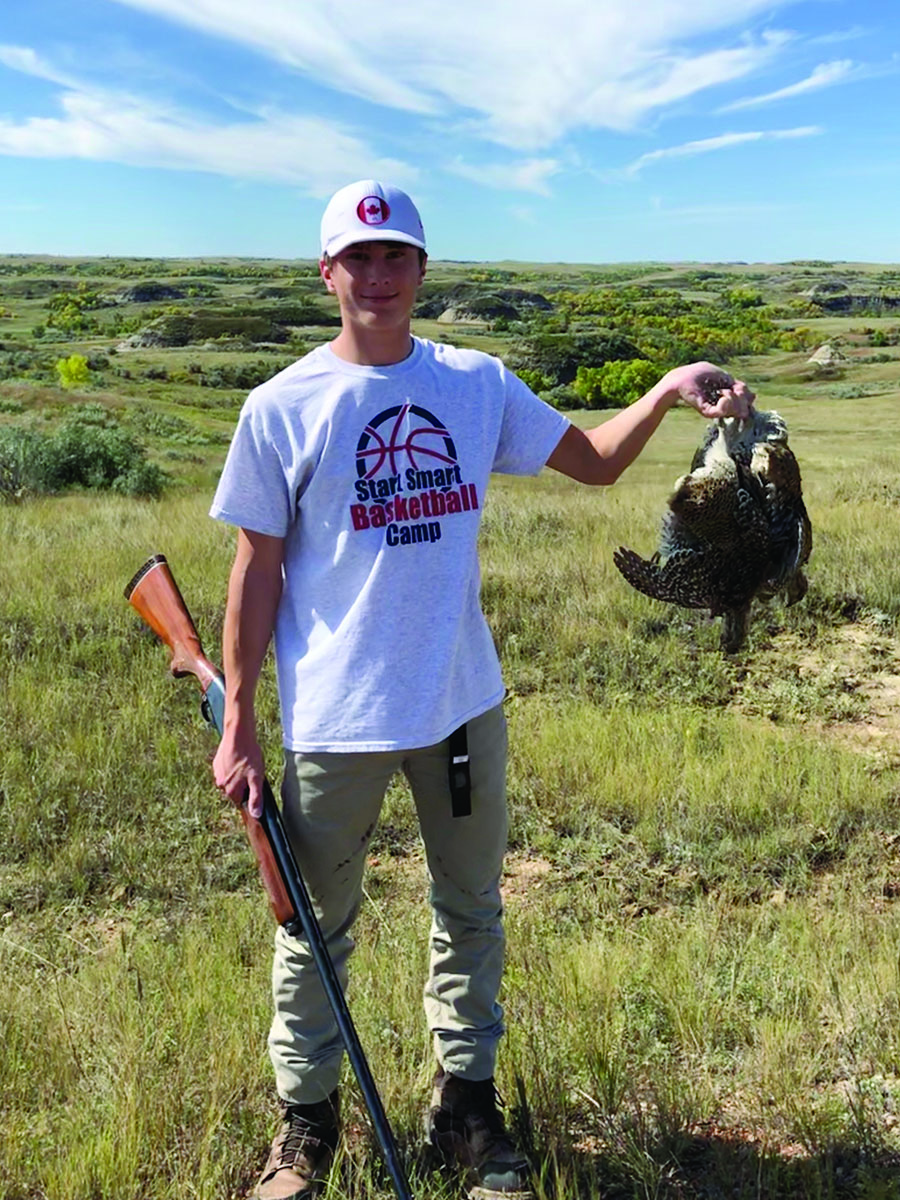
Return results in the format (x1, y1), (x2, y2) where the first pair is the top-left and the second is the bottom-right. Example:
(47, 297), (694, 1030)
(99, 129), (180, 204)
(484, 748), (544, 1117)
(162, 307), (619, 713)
(813, 625), (900, 764)
(729, 621), (900, 767)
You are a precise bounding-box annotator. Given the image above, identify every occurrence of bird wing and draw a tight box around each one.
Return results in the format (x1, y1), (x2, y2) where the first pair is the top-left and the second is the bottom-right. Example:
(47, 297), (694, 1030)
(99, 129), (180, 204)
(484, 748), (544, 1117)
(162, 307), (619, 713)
(616, 461), (772, 614)
(613, 546), (721, 610)
(753, 442), (813, 591)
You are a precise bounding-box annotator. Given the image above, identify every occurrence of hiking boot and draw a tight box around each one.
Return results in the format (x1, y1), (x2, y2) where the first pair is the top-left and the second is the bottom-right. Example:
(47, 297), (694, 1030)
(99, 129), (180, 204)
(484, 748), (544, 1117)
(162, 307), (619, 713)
(253, 1091), (340, 1200)
(426, 1069), (533, 1199)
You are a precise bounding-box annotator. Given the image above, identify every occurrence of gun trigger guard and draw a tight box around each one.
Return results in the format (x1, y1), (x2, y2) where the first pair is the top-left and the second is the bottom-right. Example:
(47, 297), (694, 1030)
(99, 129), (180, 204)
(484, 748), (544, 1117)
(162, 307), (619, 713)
(200, 695), (216, 729)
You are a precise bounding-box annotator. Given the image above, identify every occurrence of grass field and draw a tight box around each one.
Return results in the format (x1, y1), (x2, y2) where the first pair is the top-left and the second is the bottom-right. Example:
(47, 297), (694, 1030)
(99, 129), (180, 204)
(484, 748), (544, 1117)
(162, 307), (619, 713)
(3, 257), (900, 1199)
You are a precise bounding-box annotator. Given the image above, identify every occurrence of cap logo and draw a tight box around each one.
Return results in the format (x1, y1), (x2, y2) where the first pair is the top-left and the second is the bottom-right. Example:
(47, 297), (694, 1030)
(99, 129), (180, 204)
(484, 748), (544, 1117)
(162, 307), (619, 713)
(357, 196), (390, 225)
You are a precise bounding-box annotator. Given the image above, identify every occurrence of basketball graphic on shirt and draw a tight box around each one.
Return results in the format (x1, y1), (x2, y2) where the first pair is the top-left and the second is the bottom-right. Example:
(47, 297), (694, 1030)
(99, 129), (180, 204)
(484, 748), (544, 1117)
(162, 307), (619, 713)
(356, 404), (458, 480)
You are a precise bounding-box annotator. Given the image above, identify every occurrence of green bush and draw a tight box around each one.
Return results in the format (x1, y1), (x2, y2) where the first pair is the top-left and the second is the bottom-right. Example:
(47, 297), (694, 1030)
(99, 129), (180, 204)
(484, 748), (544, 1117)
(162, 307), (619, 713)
(723, 287), (764, 309)
(0, 427), (43, 500)
(573, 358), (660, 408)
(56, 353), (91, 389)
(40, 421), (135, 490)
(0, 409), (165, 500)
(111, 458), (168, 498)
(516, 367), (549, 393)
(572, 365), (606, 407)
(541, 383), (583, 410)
(598, 358), (660, 407)
(199, 358), (294, 390)
(507, 329), (641, 386)
(0, 349), (52, 383)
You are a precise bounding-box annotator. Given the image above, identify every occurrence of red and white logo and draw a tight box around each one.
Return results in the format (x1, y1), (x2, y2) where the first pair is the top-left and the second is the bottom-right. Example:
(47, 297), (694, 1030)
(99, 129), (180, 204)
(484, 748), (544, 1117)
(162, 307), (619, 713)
(357, 195), (390, 225)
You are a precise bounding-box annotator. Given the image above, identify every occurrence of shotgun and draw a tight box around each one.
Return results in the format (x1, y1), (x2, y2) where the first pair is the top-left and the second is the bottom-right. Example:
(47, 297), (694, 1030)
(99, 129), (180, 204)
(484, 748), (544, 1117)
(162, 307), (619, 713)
(124, 553), (413, 1200)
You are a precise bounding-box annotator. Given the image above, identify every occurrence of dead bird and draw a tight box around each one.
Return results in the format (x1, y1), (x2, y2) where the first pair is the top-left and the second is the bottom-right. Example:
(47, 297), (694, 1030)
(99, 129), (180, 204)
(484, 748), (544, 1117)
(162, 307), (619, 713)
(613, 409), (812, 652)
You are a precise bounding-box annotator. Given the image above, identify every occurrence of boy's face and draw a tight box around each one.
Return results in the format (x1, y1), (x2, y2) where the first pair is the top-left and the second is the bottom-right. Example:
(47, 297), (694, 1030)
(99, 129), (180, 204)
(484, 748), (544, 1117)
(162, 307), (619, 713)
(320, 241), (426, 336)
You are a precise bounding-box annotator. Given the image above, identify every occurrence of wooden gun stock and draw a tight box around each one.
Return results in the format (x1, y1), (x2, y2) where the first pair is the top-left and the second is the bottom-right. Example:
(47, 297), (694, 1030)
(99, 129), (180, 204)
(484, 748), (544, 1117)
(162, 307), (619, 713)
(125, 554), (219, 687)
(125, 554), (297, 930)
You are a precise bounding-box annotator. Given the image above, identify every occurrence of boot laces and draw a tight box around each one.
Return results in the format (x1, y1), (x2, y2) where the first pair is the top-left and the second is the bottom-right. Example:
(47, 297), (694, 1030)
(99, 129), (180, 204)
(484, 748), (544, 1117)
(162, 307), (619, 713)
(278, 1099), (336, 1169)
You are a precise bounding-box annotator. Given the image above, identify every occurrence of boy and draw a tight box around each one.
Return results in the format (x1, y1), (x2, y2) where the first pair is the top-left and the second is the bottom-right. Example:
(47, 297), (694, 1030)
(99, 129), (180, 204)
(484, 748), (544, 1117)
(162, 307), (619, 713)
(211, 180), (753, 1200)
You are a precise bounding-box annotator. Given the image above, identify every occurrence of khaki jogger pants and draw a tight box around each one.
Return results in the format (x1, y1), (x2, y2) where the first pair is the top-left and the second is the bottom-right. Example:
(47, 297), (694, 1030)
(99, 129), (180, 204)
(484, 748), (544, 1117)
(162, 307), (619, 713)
(269, 703), (509, 1105)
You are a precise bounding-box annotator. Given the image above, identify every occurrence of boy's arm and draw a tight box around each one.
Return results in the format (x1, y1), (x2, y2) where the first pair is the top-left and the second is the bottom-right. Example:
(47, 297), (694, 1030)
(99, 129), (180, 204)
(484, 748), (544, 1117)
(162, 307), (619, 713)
(213, 527), (285, 818)
(546, 361), (755, 485)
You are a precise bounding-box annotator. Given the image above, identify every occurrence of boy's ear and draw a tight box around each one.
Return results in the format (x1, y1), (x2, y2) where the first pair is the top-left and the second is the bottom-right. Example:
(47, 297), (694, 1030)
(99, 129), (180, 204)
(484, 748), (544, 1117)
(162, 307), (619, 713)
(319, 257), (336, 293)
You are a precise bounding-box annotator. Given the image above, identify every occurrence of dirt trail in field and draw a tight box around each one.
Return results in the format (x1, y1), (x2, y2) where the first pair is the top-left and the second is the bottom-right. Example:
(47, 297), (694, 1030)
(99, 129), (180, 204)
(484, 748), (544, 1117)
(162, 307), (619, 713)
(799, 624), (900, 765)
(729, 620), (900, 767)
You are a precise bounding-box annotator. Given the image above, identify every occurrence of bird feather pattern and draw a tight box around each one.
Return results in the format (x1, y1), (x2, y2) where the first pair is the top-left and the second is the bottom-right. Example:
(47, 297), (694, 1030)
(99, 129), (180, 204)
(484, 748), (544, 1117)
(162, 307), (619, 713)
(613, 410), (812, 651)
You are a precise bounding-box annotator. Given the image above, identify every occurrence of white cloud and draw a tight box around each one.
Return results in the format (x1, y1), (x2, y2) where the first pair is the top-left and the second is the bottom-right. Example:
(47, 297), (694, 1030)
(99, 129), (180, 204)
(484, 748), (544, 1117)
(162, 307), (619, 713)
(0, 72), (415, 195)
(447, 158), (561, 195)
(720, 59), (857, 111)
(548, 30), (792, 144)
(620, 125), (822, 175)
(104, 0), (439, 114)
(808, 27), (870, 47)
(0, 45), (81, 89)
(0, 4), (838, 194)
(106, 0), (798, 149)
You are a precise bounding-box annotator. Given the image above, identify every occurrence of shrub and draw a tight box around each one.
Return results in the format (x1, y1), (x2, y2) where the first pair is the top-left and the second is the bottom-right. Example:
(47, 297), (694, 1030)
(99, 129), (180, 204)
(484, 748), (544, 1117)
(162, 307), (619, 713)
(0, 427), (43, 500)
(516, 367), (549, 393)
(574, 358), (660, 408)
(56, 354), (91, 390)
(0, 410), (165, 500)
(724, 287), (764, 309)
(199, 358), (294, 390)
(39, 421), (139, 490)
(507, 329), (641, 386)
(596, 358), (660, 407)
(541, 384), (583, 410)
(572, 365), (606, 407)
(0, 349), (53, 383)
(111, 458), (167, 498)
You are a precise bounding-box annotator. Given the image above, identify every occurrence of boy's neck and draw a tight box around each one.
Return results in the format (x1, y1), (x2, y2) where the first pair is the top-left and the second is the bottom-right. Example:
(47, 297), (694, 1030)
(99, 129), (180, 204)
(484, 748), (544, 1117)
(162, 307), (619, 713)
(328, 326), (415, 367)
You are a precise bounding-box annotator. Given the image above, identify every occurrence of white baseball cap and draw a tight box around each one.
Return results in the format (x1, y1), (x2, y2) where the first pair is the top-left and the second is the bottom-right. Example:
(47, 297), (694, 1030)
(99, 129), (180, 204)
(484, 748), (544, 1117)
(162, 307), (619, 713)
(320, 180), (426, 259)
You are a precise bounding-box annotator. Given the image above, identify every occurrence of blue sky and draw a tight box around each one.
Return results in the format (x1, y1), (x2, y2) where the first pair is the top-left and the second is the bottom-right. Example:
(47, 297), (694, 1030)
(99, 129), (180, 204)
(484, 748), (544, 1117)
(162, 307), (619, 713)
(0, 0), (897, 263)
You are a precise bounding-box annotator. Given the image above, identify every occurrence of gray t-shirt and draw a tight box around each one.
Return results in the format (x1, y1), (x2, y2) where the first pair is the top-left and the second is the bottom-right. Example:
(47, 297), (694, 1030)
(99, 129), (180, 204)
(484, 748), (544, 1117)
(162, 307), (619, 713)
(210, 337), (569, 752)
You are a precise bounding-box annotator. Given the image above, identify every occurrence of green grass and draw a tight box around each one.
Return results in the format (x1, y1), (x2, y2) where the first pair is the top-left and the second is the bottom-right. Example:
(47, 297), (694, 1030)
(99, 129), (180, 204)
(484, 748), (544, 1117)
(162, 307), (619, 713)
(3, 258), (900, 1198)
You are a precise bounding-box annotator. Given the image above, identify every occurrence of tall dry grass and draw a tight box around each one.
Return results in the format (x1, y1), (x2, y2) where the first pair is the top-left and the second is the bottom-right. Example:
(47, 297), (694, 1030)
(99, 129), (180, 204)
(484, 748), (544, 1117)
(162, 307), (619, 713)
(3, 396), (900, 1197)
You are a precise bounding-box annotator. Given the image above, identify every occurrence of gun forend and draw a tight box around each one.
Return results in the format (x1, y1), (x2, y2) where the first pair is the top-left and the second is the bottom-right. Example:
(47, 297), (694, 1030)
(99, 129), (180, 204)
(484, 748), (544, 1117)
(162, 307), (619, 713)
(125, 554), (221, 692)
